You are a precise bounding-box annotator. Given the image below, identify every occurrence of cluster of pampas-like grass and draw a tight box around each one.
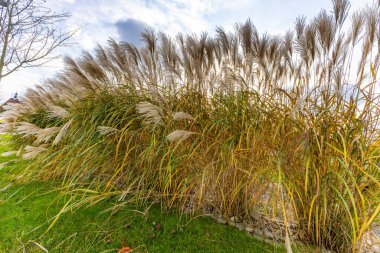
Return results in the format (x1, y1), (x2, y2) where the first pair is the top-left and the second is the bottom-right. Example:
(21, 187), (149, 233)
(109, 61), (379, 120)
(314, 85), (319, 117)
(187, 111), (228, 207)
(1, 0), (379, 251)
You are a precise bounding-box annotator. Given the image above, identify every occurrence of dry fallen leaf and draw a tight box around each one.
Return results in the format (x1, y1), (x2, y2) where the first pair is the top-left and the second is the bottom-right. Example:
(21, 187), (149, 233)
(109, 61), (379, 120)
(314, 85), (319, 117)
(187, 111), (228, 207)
(117, 246), (133, 253)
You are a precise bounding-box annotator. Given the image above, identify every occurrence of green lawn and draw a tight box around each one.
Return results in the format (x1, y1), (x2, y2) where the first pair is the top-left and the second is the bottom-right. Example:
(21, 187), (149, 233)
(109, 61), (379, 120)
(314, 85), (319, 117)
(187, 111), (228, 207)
(0, 136), (286, 253)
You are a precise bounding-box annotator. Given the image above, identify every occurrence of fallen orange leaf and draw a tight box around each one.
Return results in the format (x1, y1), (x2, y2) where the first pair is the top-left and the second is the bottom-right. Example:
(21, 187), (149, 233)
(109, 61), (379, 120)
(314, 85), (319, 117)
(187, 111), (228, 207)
(117, 246), (133, 253)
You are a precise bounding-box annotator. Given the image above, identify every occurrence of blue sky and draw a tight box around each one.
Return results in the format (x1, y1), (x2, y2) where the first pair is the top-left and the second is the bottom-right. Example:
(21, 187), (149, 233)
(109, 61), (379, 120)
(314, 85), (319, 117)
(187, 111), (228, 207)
(0, 0), (373, 102)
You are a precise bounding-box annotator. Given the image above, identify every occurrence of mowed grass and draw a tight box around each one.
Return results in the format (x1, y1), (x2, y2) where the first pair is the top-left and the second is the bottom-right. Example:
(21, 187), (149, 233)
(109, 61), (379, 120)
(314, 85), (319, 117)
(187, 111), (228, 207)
(0, 136), (286, 253)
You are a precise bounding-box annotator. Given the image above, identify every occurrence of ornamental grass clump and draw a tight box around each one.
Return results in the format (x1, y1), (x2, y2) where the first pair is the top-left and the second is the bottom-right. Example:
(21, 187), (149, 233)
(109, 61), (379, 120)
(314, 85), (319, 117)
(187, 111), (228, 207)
(1, 0), (379, 251)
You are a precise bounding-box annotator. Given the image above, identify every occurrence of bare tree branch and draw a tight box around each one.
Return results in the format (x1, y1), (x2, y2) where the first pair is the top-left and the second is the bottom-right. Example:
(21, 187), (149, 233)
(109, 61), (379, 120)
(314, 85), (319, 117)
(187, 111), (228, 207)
(0, 0), (75, 82)
(0, 0), (8, 8)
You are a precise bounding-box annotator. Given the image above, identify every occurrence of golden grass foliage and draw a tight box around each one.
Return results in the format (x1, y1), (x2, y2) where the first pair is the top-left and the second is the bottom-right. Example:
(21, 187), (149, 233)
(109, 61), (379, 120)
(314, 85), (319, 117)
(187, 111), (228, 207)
(1, 0), (380, 251)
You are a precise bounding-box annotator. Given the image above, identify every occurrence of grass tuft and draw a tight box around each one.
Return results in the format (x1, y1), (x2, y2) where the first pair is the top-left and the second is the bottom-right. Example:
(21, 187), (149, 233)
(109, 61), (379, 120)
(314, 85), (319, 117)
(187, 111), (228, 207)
(1, 1), (380, 252)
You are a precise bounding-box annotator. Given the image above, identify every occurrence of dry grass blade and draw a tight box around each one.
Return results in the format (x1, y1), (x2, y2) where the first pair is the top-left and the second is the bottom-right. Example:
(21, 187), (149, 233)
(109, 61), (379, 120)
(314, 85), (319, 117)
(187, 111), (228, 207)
(22, 145), (48, 159)
(136, 102), (164, 125)
(172, 112), (194, 121)
(167, 130), (195, 142)
(53, 119), (73, 145)
(1, 151), (18, 157)
(97, 126), (120, 136)
(47, 105), (70, 119)
(15, 122), (41, 137)
(35, 127), (61, 145)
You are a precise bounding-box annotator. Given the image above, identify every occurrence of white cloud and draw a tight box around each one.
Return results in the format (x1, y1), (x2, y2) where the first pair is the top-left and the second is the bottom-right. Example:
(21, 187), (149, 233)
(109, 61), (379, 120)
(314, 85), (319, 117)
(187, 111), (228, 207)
(55, 0), (76, 4)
